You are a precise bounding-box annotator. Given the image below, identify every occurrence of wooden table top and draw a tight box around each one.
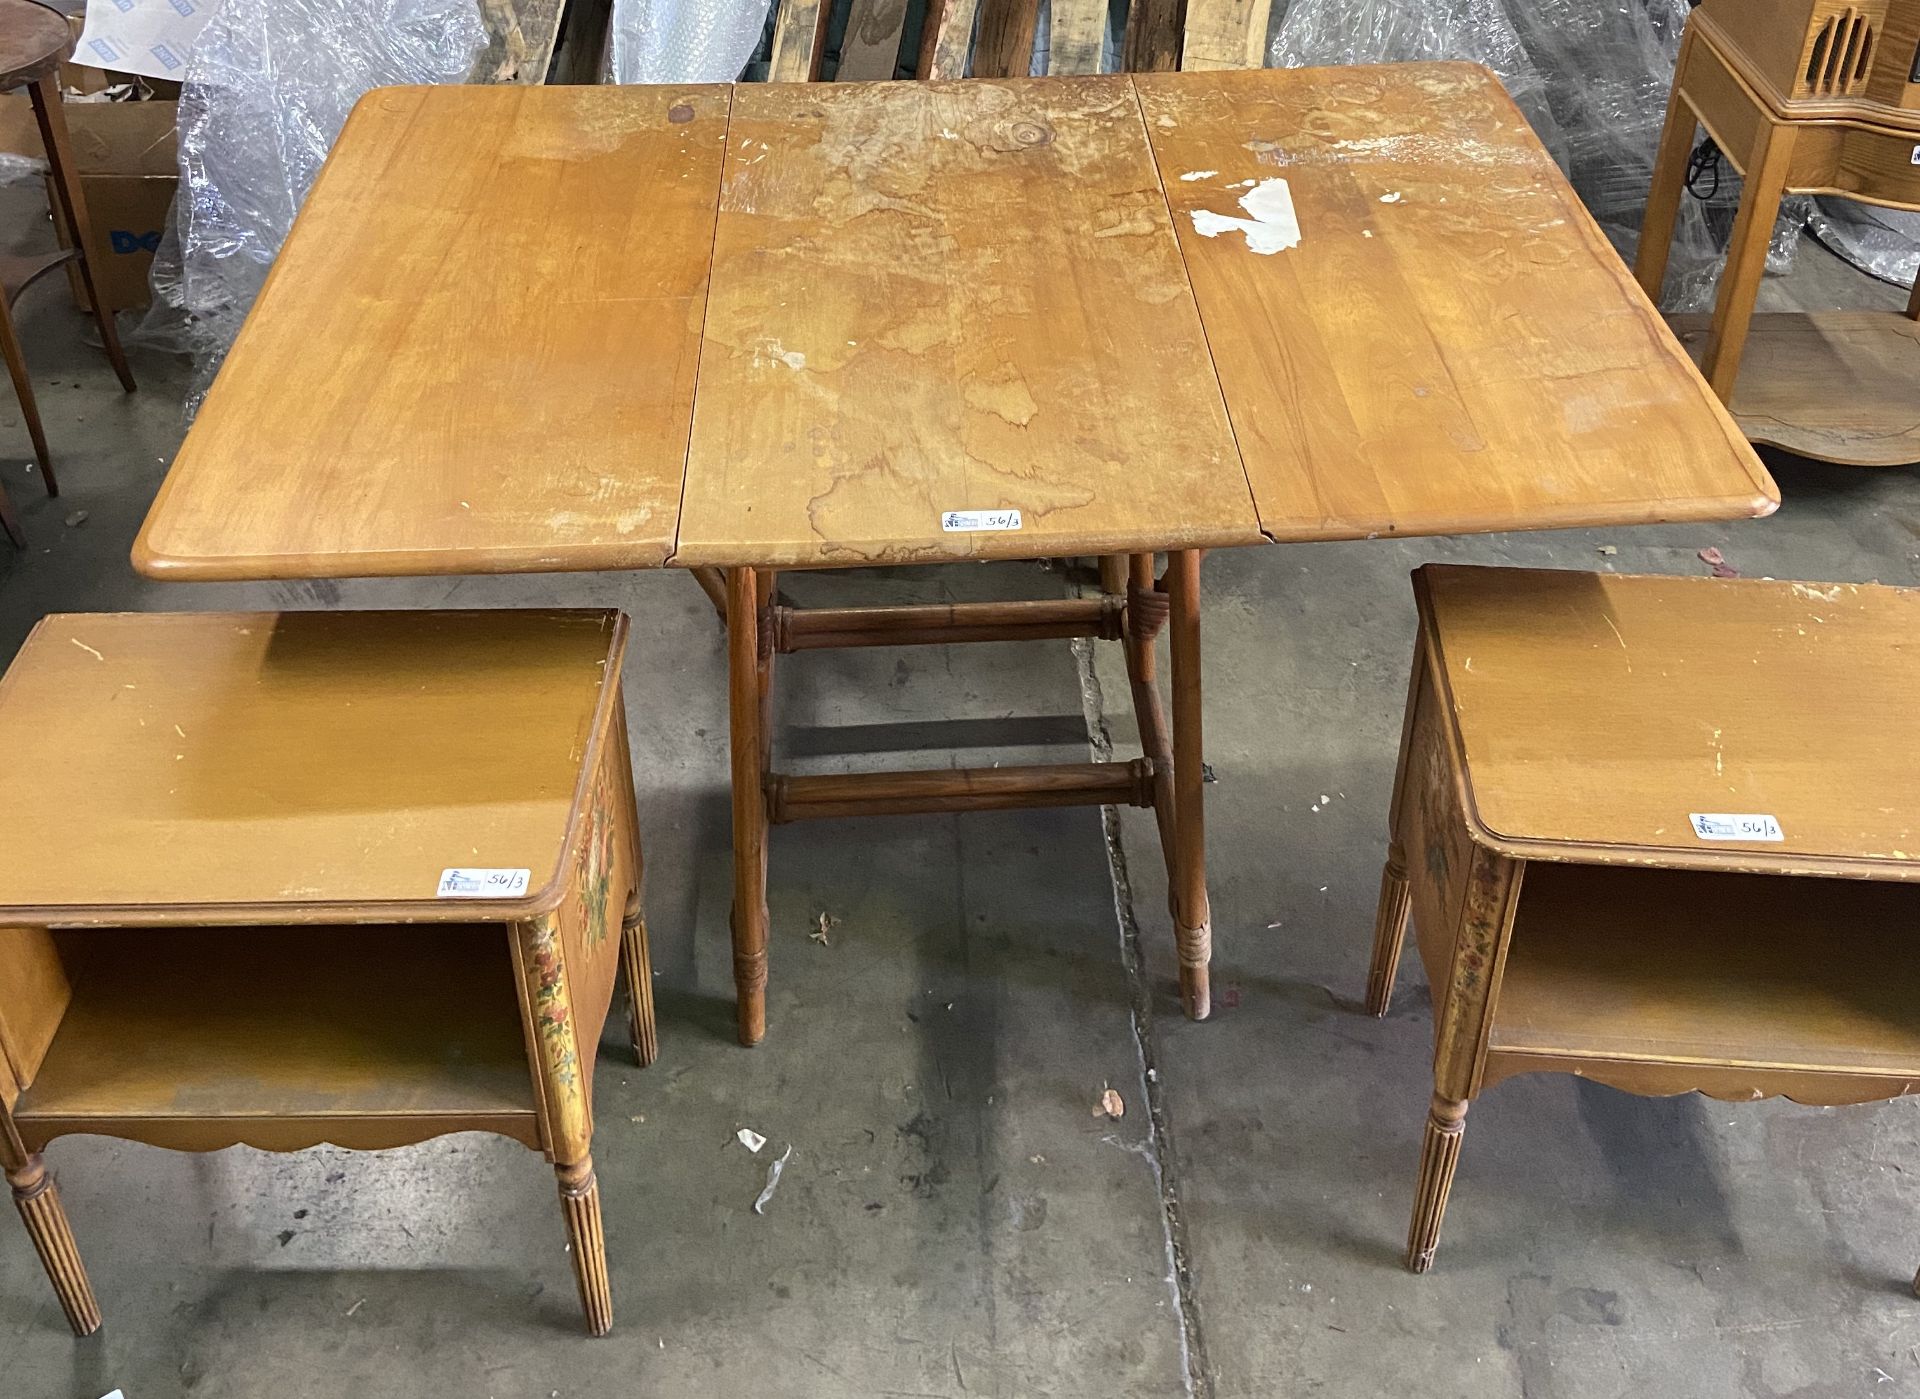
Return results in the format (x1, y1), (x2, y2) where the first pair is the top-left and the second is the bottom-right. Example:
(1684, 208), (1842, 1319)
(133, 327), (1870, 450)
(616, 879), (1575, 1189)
(133, 66), (1777, 581)
(0, 609), (627, 921)
(1417, 564), (1920, 879)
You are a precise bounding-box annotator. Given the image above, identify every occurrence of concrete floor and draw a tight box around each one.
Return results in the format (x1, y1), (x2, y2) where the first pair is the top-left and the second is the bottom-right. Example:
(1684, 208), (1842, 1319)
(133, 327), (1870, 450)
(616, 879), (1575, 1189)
(0, 202), (1917, 1398)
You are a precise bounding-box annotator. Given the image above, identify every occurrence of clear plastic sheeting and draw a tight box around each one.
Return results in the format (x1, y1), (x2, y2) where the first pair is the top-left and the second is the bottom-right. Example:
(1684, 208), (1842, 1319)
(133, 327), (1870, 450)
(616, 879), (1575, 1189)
(609, 0), (773, 85)
(133, 0), (485, 408)
(1808, 199), (1920, 293)
(1269, 0), (1805, 311)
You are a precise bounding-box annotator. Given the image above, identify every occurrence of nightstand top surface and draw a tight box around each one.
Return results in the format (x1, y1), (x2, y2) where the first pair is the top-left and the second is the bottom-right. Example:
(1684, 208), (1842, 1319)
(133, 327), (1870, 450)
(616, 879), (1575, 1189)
(0, 609), (627, 921)
(1417, 564), (1920, 876)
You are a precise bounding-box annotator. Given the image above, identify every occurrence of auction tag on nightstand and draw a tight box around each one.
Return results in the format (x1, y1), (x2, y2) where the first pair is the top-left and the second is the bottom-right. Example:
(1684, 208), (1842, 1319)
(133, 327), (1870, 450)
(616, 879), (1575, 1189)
(436, 867), (532, 898)
(1688, 813), (1784, 843)
(941, 509), (1021, 532)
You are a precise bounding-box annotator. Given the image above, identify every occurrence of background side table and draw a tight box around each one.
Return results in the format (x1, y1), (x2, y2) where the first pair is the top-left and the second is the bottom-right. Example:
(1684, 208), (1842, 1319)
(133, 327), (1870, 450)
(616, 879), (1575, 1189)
(1636, 0), (1920, 466)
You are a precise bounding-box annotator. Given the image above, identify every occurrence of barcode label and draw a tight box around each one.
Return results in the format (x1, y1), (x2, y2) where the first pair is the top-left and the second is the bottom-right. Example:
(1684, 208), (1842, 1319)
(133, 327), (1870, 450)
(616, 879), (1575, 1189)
(437, 867), (532, 898)
(1688, 813), (1783, 843)
(941, 509), (1021, 533)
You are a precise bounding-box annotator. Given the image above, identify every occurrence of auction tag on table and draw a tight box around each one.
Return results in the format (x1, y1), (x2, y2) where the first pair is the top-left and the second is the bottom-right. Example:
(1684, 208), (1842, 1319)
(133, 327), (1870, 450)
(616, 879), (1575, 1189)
(941, 509), (1021, 533)
(436, 867), (532, 898)
(1688, 813), (1784, 843)
(1911, 143), (1920, 165)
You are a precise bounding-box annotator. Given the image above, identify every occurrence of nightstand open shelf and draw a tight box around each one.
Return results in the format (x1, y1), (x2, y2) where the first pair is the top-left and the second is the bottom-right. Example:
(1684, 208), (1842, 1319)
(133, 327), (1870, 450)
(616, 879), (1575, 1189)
(12, 925), (540, 1153)
(1486, 865), (1920, 1087)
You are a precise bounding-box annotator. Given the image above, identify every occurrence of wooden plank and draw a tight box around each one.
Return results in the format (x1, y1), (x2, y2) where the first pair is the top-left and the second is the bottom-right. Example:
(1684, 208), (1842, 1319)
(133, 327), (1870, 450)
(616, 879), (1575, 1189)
(839, 0), (912, 81)
(973, 0), (1042, 79)
(675, 77), (1260, 570)
(1491, 865), (1920, 1078)
(917, 0), (982, 77)
(0, 610), (627, 919)
(769, 0), (832, 82)
(134, 85), (730, 580)
(1123, 0), (1185, 72)
(1418, 565), (1920, 874)
(1180, 0), (1272, 72)
(1136, 65), (1779, 542)
(1046, 0), (1108, 76)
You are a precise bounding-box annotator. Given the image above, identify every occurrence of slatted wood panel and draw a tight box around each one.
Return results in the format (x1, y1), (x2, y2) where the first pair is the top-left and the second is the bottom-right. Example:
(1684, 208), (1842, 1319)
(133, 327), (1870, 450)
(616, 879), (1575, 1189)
(675, 77), (1260, 569)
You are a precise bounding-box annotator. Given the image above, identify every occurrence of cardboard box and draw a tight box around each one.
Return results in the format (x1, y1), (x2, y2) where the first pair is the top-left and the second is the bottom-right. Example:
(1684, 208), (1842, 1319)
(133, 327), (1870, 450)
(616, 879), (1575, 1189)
(0, 97), (176, 311)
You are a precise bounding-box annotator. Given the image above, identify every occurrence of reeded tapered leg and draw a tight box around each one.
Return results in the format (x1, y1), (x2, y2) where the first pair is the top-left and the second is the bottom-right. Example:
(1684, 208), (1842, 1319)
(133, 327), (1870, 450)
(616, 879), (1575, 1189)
(556, 1157), (611, 1336)
(9, 1155), (100, 1336)
(727, 567), (770, 1046)
(1367, 849), (1412, 1017)
(621, 903), (657, 1068)
(1123, 553), (1178, 868)
(1166, 550), (1211, 1021)
(1406, 1094), (1468, 1273)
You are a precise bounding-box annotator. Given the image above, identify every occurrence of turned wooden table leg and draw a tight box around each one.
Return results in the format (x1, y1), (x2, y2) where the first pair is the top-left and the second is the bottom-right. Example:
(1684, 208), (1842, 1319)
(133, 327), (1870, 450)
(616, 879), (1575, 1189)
(728, 567), (771, 1047)
(1124, 553), (1179, 871)
(1406, 1093), (1468, 1274)
(1906, 274), (1919, 324)
(555, 1156), (612, 1337)
(8, 1155), (100, 1336)
(1367, 849), (1412, 1017)
(30, 75), (133, 394)
(1166, 549), (1211, 1021)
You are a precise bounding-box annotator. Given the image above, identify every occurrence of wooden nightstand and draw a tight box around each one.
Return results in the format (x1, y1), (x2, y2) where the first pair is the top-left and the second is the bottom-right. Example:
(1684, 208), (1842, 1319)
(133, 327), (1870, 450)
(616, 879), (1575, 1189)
(0, 610), (654, 1336)
(1368, 565), (1920, 1279)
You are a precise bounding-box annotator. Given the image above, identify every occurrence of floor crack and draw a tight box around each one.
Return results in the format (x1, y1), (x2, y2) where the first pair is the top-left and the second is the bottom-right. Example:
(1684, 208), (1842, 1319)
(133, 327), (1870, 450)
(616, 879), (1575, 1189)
(1071, 623), (1216, 1399)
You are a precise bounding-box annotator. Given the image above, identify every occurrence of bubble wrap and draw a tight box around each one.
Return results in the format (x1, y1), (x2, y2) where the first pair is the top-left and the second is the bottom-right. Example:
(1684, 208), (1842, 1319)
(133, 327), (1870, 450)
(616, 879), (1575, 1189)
(1269, 0), (1808, 311)
(133, 0), (485, 409)
(609, 0), (774, 84)
(1808, 199), (1920, 294)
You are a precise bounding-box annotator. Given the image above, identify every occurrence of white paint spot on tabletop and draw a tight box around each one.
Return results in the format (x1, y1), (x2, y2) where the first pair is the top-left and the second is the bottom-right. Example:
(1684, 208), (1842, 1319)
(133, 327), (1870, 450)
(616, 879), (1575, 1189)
(1379, 191), (1403, 203)
(1179, 169), (1217, 181)
(1187, 177), (1302, 255)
